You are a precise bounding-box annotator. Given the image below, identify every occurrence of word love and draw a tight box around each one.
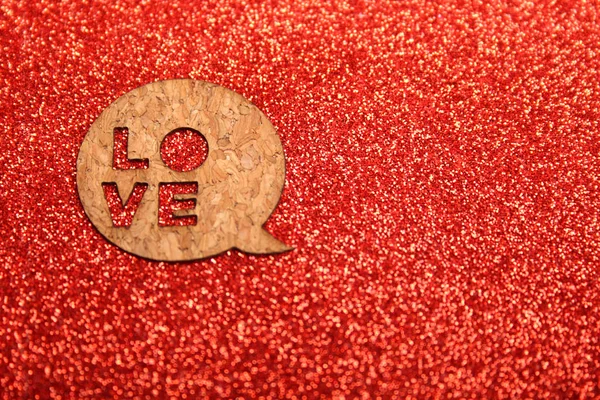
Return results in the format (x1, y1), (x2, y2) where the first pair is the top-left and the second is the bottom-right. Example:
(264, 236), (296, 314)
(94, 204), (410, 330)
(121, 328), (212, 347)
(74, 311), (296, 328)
(77, 79), (291, 261)
(103, 127), (199, 228)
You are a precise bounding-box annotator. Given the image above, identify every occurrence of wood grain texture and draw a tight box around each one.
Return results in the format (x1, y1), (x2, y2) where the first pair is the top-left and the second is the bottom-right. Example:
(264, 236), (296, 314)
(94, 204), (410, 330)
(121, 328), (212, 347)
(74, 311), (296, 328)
(77, 79), (291, 261)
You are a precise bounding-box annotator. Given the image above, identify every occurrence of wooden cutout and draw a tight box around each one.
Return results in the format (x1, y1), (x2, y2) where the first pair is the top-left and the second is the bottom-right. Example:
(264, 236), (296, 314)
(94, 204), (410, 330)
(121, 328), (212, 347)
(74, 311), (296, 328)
(77, 79), (291, 261)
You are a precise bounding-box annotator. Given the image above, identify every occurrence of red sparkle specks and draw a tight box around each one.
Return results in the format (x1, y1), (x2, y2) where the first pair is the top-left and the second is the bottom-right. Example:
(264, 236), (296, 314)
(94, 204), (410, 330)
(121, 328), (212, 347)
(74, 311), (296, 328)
(2, 0), (600, 398)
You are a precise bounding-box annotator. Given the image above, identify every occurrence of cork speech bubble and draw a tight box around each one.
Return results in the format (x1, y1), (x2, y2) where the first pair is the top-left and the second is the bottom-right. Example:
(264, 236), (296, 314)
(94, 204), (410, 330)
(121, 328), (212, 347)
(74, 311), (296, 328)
(77, 79), (291, 261)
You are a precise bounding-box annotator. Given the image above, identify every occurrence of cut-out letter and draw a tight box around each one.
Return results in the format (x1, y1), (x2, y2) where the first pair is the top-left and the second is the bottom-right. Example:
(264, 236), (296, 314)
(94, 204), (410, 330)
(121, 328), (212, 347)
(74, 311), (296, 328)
(102, 182), (148, 227)
(160, 127), (208, 172)
(113, 127), (149, 170)
(158, 183), (198, 227)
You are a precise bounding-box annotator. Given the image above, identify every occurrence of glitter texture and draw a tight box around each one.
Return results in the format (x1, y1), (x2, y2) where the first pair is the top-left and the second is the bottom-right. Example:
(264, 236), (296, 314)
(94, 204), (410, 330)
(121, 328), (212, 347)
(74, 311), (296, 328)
(160, 128), (208, 173)
(1, 0), (599, 398)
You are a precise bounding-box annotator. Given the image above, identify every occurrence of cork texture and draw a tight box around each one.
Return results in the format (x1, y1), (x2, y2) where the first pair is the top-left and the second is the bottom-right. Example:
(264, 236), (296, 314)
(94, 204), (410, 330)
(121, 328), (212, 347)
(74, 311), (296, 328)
(77, 79), (290, 261)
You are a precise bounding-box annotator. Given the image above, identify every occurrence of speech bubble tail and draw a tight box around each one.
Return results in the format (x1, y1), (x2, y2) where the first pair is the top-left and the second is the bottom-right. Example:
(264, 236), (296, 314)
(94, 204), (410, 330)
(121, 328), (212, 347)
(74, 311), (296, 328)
(235, 228), (293, 255)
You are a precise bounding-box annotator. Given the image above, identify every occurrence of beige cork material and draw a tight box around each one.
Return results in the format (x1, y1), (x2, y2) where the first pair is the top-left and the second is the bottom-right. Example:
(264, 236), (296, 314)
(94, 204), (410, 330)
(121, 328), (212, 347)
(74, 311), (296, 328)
(77, 79), (291, 261)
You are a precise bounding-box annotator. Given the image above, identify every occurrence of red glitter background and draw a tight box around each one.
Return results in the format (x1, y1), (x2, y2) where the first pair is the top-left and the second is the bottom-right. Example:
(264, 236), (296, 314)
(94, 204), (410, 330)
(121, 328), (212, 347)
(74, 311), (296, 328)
(2, 0), (600, 398)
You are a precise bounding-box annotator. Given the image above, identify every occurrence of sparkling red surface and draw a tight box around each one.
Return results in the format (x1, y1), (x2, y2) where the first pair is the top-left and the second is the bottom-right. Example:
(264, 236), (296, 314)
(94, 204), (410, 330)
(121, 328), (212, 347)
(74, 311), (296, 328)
(158, 183), (199, 227)
(102, 182), (148, 228)
(2, 0), (600, 398)
(113, 128), (150, 170)
(160, 128), (208, 173)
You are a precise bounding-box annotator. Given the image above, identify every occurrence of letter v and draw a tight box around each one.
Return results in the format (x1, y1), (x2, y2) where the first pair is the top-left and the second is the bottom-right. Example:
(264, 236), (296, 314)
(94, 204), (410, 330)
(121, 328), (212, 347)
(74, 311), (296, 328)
(102, 182), (148, 227)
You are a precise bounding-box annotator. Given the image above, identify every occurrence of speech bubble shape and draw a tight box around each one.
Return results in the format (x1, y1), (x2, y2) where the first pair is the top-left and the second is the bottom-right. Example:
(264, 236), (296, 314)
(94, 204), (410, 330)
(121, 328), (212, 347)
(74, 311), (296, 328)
(77, 79), (291, 261)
